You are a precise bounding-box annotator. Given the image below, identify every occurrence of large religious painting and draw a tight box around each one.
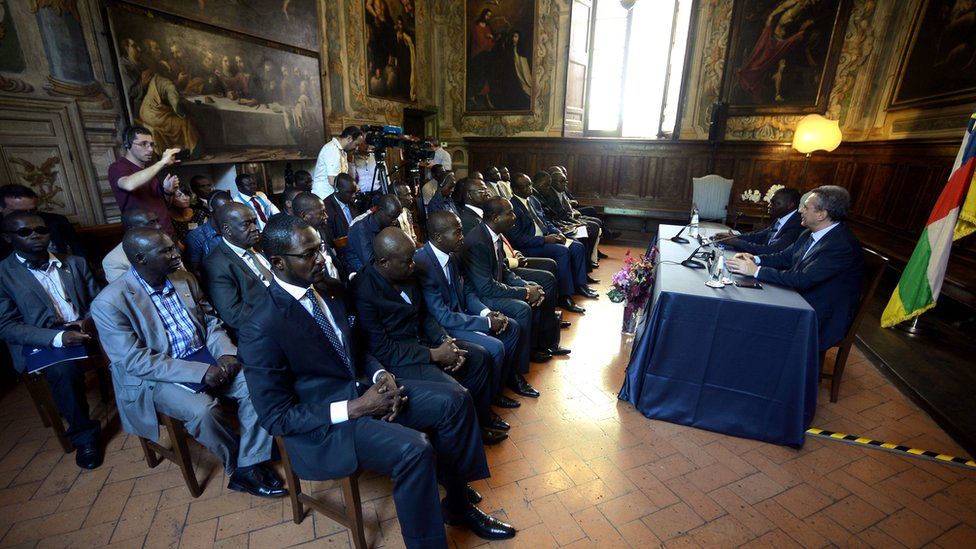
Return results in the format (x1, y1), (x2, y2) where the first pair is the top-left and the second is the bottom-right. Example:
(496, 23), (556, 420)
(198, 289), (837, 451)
(106, 3), (324, 163)
(464, 0), (536, 114)
(123, 0), (319, 51)
(721, 0), (852, 115)
(363, 0), (417, 102)
(889, 0), (976, 110)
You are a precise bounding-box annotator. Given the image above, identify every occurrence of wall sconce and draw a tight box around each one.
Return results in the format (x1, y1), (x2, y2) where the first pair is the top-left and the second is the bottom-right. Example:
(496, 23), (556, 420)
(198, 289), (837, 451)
(791, 114), (842, 186)
(620, 0), (638, 9)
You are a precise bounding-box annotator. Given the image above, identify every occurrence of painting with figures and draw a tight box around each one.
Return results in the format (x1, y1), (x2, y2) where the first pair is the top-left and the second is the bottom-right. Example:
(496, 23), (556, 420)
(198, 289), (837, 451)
(721, 0), (851, 115)
(123, 0), (319, 51)
(363, 0), (418, 102)
(106, 3), (324, 162)
(465, 0), (536, 114)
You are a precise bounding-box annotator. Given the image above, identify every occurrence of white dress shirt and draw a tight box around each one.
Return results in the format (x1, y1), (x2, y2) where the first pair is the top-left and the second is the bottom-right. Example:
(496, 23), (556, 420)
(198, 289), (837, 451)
(234, 191), (280, 230)
(355, 152), (379, 192)
(429, 244), (491, 328)
(17, 253), (78, 347)
(223, 239), (272, 286)
(312, 138), (347, 198)
(432, 146), (452, 171)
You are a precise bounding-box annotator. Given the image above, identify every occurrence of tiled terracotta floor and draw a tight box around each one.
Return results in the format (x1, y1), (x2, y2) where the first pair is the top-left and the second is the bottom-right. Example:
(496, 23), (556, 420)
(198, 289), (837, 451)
(1, 243), (974, 548)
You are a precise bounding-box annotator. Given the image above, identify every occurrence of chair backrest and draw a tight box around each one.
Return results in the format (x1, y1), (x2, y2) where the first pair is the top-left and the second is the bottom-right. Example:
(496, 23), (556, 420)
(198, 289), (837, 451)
(844, 247), (889, 344)
(692, 175), (734, 222)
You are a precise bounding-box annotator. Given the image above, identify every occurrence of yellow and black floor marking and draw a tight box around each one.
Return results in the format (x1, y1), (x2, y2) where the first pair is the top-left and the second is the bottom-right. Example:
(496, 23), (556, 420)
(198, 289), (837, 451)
(806, 427), (976, 471)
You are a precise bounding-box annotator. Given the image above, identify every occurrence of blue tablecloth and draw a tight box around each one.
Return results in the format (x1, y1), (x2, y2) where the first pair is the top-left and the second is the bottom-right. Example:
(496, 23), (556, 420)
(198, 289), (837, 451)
(619, 225), (820, 447)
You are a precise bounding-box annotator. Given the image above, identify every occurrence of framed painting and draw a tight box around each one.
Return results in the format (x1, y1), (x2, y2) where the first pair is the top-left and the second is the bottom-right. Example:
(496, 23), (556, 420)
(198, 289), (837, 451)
(105, 2), (324, 163)
(123, 0), (319, 51)
(464, 0), (536, 115)
(720, 0), (852, 115)
(363, 0), (418, 103)
(889, 0), (976, 111)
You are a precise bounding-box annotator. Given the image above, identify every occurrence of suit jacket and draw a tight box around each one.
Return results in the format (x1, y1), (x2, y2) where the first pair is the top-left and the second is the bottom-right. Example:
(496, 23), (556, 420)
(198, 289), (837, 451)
(426, 193), (459, 216)
(0, 212), (86, 260)
(756, 223), (864, 350)
(203, 240), (268, 339)
(345, 213), (381, 273)
(535, 189), (577, 229)
(351, 264), (447, 369)
(233, 191), (279, 229)
(508, 195), (559, 249)
(461, 223), (529, 300)
(238, 282), (383, 480)
(459, 205), (482, 236)
(91, 269), (236, 441)
(102, 243), (130, 284)
(732, 211), (803, 255)
(414, 243), (490, 333)
(0, 254), (100, 372)
(324, 194), (359, 239)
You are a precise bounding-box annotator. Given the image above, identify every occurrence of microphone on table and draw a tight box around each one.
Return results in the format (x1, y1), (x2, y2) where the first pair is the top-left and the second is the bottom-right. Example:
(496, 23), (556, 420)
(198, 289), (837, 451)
(680, 233), (740, 269)
(667, 217), (724, 244)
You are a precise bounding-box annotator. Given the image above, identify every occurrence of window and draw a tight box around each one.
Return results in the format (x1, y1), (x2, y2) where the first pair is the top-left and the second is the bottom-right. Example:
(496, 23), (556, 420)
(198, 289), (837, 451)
(569, 0), (694, 138)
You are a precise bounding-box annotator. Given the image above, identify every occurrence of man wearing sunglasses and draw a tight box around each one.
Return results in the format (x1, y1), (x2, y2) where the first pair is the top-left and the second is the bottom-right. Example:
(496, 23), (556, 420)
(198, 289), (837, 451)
(0, 212), (104, 469)
(107, 125), (181, 238)
(0, 184), (86, 261)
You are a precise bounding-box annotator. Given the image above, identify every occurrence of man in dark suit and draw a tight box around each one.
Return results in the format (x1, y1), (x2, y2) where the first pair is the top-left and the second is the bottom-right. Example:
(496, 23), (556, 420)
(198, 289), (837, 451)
(291, 192), (348, 290)
(353, 227), (506, 444)
(508, 173), (597, 313)
(238, 215), (515, 546)
(417, 212), (527, 410)
(345, 194), (402, 275)
(727, 185), (864, 350)
(541, 168), (604, 268)
(0, 184), (86, 260)
(0, 212), (103, 468)
(717, 187), (803, 255)
(323, 173), (360, 241)
(273, 169), (312, 211)
(427, 173), (460, 216)
(203, 203), (272, 340)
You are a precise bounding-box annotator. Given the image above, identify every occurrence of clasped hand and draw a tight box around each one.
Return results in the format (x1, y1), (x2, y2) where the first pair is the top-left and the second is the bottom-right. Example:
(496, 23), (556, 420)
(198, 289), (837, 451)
(349, 372), (407, 422)
(203, 355), (242, 388)
(487, 311), (509, 333)
(431, 337), (467, 372)
(725, 253), (758, 276)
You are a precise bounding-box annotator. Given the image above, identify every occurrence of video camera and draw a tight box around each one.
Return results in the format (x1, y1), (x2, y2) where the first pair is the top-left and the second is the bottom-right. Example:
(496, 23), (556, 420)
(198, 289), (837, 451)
(360, 124), (434, 163)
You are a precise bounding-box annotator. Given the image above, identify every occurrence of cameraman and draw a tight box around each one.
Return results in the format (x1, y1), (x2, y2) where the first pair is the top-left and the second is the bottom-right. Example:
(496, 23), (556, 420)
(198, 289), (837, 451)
(431, 140), (452, 171)
(312, 126), (363, 199)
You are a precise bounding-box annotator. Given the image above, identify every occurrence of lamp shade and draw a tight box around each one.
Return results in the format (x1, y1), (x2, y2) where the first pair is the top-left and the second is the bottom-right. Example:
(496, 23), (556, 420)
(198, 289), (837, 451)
(791, 114), (842, 154)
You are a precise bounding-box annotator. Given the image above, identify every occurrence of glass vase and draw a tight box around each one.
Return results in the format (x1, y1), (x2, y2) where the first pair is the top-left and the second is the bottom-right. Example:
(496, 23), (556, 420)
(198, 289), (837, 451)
(622, 304), (639, 335)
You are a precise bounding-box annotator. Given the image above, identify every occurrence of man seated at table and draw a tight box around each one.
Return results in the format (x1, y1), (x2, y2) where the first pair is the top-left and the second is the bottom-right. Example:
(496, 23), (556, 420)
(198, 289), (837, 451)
(726, 185), (863, 350)
(0, 212), (103, 469)
(92, 228), (284, 497)
(716, 187), (803, 255)
(237, 215), (515, 545)
(345, 194), (402, 275)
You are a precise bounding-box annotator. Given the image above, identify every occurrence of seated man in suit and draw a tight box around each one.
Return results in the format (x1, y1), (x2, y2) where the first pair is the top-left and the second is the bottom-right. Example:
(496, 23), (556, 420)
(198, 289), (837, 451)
(0, 184), (86, 260)
(324, 173), (361, 242)
(91, 228), (284, 498)
(421, 164), (447, 206)
(353, 227), (507, 445)
(203, 203), (272, 339)
(484, 166), (504, 198)
(273, 169), (312, 211)
(345, 194), (402, 275)
(426, 173), (460, 216)
(291, 192), (348, 290)
(189, 175), (216, 208)
(726, 185), (864, 351)
(509, 173), (598, 313)
(279, 186), (304, 216)
(183, 191), (232, 282)
(0, 211), (103, 469)
(238, 215), (515, 546)
(716, 187), (803, 255)
(544, 168), (604, 267)
(393, 183), (423, 244)
(417, 212), (528, 410)
(103, 208), (164, 283)
(232, 173), (279, 231)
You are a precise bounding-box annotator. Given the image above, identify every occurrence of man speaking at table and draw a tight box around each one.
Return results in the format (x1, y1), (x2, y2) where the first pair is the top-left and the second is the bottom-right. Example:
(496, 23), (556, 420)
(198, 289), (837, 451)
(716, 187), (803, 255)
(726, 185), (863, 351)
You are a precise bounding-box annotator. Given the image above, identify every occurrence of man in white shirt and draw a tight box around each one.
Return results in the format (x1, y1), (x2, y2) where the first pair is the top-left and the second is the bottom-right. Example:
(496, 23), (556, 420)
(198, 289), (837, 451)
(431, 140), (452, 171)
(311, 126), (364, 198)
(232, 173), (279, 231)
(353, 148), (379, 193)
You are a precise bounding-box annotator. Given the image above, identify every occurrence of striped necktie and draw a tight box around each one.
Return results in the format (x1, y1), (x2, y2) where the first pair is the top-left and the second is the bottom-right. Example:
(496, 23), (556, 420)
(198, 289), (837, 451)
(305, 289), (352, 374)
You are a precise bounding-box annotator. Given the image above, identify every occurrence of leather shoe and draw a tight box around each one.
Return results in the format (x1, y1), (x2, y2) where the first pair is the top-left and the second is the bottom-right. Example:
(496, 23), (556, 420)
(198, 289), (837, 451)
(488, 413), (510, 431)
(257, 463), (285, 489)
(561, 320), (572, 329)
(530, 349), (552, 362)
(482, 429), (508, 445)
(492, 395), (521, 408)
(607, 230), (623, 240)
(586, 275), (601, 284)
(468, 484), (482, 504)
(549, 346), (571, 356)
(559, 296), (585, 313)
(228, 467), (288, 498)
(509, 373), (540, 398)
(597, 250), (609, 259)
(575, 287), (599, 299)
(443, 501), (517, 540)
(75, 441), (103, 470)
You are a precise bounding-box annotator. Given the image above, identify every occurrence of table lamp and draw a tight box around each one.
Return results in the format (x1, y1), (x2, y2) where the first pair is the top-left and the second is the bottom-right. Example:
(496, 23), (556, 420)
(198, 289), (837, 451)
(791, 114), (842, 186)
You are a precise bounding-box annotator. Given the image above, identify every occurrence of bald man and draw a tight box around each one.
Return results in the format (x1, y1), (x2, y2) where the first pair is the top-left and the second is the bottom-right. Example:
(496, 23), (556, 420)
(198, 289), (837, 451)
(345, 194), (402, 275)
(103, 208), (164, 283)
(292, 191), (346, 286)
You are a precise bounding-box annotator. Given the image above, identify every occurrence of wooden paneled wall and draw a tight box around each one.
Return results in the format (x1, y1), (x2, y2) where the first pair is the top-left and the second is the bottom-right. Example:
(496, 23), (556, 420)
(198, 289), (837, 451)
(466, 137), (976, 306)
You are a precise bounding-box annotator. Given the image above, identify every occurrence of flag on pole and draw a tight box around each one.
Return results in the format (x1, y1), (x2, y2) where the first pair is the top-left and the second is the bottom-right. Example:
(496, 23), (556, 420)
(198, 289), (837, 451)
(881, 113), (976, 327)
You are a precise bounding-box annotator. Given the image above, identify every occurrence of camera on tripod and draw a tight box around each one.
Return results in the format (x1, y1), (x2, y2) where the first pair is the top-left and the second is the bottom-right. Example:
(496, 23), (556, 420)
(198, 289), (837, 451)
(359, 124), (434, 195)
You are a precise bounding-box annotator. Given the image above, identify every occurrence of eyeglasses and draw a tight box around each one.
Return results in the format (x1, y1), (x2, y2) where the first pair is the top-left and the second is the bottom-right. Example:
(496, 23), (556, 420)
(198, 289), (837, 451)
(4, 226), (50, 237)
(278, 248), (322, 262)
(132, 140), (155, 148)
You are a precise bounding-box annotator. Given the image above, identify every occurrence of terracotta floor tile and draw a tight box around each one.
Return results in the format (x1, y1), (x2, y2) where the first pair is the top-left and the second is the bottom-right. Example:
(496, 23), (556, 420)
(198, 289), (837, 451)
(931, 523), (976, 548)
(663, 476), (726, 521)
(683, 462), (741, 493)
(215, 501), (284, 540)
(641, 502), (705, 541)
(754, 500), (829, 548)
(247, 516), (315, 548)
(596, 489), (655, 528)
(876, 507), (945, 547)
(517, 469), (574, 501)
(727, 472), (786, 505)
(687, 514), (756, 546)
(571, 505), (629, 547)
(615, 517), (662, 547)
(708, 487), (776, 537)
(528, 493), (585, 545)
(771, 483), (833, 519)
(822, 494), (886, 534)
(740, 528), (802, 548)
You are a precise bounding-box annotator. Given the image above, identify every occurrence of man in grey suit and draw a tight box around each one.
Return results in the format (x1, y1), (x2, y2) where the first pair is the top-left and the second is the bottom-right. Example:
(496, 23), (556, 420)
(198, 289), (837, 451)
(203, 203), (272, 340)
(0, 212), (103, 469)
(91, 228), (285, 498)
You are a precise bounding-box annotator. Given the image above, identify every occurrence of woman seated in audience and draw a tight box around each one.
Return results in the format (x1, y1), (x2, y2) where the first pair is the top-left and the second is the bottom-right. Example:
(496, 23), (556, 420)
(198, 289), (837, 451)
(168, 185), (209, 244)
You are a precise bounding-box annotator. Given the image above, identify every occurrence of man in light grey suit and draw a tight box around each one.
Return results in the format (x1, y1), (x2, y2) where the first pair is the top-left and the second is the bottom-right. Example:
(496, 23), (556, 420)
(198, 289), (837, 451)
(91, 228), (285, 498)
(0, 212), (103, 469)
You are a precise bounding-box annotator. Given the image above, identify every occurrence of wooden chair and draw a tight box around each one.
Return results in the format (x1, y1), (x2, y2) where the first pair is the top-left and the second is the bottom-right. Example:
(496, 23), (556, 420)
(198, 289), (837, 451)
(139, 412), (204, 497)
(821, 247), (889, 402)
(275, 435), (367, 549)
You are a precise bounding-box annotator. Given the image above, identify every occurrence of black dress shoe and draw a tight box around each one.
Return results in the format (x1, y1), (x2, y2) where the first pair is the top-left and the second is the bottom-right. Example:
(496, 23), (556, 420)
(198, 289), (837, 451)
(530, 349), (553, 362)
(549, 346), (571, 356)
(468, 484), (482, 504)
(443, 501), (517, 540)
(75, 441), (103, 470)
(561, 320), (572, 329)
(575, 287), (599, 299)
(586, 275), (601, 284)
(559, 296), (586, 313)
(492, 395), (521, 408)
(482, 429), (508, 445)
(228, 468), (288, 498)
(257, 463), (285, 489)
(509, 373), (540, 398)
(608, 230), (623, 240)
(598, 250), (609, 259)
(488, 414), (510, 431)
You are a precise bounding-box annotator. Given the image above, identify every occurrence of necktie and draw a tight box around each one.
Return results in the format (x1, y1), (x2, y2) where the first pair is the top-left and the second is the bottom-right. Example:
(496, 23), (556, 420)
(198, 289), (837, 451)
(500, 235), (517, 259)
(250, 197), (268, 224)
(305, 289), (352, 373)
(342, 203), (353, 224)
(443, 262), (452, 286)
(801, 237), (817, 261)
(494, 239), (505, 281)
(245, 250), (273, 283)
(526, 200), (546, 234)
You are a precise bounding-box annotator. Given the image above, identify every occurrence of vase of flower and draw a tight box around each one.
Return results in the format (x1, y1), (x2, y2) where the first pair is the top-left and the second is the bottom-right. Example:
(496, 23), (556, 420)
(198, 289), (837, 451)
(607, 249), (656, 336)
(621, 303), (640, 335)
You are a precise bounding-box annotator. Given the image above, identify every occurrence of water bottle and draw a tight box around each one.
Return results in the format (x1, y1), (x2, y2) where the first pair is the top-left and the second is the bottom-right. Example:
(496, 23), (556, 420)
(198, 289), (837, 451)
(689, 205), (700, 238)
